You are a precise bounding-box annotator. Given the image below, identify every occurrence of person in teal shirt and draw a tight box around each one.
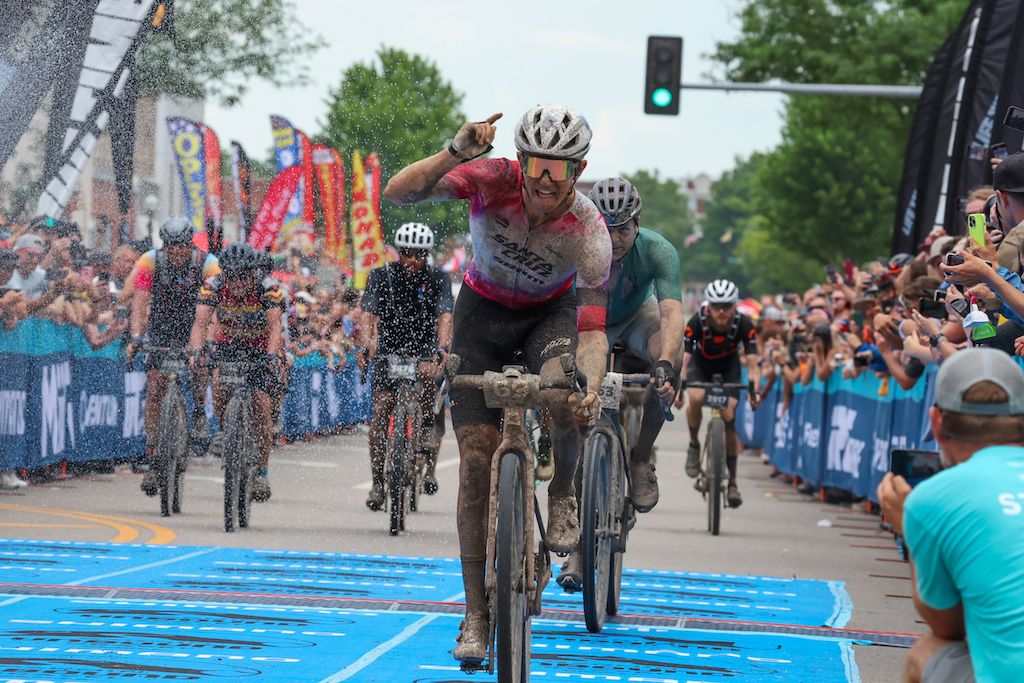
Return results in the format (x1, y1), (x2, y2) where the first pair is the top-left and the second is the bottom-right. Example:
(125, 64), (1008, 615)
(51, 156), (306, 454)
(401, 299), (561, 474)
(557, 177), (683, 590)
(878, 348), (1024, 682)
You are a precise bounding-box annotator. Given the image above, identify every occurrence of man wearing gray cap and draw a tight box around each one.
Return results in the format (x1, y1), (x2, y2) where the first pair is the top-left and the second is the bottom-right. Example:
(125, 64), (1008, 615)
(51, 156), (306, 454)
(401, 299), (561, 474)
(877, 348), (1024, 682)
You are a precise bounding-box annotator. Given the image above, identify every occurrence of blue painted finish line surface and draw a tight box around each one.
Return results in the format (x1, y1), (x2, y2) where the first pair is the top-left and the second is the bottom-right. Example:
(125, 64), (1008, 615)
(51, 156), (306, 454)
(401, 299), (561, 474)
(0, 539), (862, 683)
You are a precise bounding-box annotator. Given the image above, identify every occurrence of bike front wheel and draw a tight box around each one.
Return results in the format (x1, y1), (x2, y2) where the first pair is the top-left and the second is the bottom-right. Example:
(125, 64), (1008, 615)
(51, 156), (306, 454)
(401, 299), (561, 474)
(223, 397), (244, 532)
(157, 391), (186, 517)
(581, 431), (613, 633)
(495, 451), (529, 683)
(388, 405), (409, 536)
(707, 417), (725, 536)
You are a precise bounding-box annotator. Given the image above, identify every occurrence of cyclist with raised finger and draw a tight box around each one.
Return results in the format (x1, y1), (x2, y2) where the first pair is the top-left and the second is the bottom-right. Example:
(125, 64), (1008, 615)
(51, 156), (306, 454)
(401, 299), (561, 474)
(682, 280), (760, 509)
(384, 104), (612, 663)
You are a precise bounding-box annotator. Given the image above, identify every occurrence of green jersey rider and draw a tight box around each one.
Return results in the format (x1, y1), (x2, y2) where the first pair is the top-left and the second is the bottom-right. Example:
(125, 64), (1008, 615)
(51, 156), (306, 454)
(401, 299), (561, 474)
(557, 177), (684, 590)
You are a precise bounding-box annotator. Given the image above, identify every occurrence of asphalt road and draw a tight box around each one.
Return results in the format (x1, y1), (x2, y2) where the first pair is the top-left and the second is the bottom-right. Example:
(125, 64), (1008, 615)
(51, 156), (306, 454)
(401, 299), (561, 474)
(0, 414), (920, 681)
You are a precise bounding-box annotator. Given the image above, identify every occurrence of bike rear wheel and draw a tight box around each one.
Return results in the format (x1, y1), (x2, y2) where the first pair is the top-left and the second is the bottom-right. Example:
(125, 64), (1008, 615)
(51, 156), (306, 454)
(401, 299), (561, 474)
(237, 402), (256, 529)
(606, 436), (628, 616)
(496, 451), (529, 683)
(388, 405), (409, 536)
(581, 431), (613, 633)
(223, 397), (243, 532)
(707, 417), (725, 536)
(157, 391), (186, 517)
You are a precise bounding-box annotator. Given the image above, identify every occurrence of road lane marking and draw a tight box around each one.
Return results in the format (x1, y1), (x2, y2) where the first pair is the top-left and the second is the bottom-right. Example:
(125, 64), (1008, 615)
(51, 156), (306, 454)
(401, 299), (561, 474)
(0, 523), (101, 529)
(0, 503), (176, 544)
(351, 457), (458, 491)
(66, 547), (218, 586)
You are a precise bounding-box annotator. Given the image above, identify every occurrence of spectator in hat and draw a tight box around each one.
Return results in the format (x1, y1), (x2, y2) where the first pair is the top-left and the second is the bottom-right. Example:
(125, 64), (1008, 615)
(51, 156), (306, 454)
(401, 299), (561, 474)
(993, 153), (1024, 274)
(877, 348), (1024, 682)
(7, 234), (49, 302)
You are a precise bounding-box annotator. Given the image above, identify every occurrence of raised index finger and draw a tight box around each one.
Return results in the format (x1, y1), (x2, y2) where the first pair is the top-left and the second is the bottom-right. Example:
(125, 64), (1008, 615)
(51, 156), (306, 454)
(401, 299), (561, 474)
(483, 112), (503, 125)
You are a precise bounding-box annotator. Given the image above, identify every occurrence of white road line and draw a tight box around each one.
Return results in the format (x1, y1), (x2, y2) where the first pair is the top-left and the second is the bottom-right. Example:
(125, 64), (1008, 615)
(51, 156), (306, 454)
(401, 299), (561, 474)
(317, 590), (464, 682)
(351, 457), (458, 491)
(67, 547), (218, 586)
(273, 459), (340, 469)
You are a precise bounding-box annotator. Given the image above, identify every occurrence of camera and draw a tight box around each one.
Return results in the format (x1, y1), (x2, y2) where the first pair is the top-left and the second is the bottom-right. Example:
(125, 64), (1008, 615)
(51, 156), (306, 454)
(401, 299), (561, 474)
(945, 252), (965, 267)
(853, 355), (869, 368)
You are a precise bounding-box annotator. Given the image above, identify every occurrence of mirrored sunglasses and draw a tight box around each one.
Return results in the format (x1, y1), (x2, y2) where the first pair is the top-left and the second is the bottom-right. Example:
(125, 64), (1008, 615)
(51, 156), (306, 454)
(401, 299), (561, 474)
(521, 155), (578, 182)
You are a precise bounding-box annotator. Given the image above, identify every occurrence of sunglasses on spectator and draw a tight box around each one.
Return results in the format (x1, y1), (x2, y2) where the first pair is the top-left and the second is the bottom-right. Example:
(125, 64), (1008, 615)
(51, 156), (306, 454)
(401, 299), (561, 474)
(399, 248), (428, 260)
(521, 155), (578, 182)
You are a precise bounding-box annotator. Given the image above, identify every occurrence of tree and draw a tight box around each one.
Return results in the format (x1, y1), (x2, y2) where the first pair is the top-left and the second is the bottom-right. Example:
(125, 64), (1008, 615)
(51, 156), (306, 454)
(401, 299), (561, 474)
(319, 47), (468, 240)
(708, 0), (966, 285)
(134, 0), (323, 107)
(623, 169), (694, 261)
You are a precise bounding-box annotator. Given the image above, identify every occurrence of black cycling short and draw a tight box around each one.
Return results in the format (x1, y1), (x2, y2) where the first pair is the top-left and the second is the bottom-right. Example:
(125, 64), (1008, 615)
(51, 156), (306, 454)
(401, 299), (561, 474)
(686, 353), (742, 398)
(212, 345), (275, 395)
(143, 344), (189, 373)
(450, 286), (577, 429)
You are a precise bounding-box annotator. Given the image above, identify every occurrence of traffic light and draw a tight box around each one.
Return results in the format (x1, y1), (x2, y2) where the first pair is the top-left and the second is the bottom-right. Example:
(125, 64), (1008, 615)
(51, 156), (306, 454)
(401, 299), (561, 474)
(644, 36), (682, 115)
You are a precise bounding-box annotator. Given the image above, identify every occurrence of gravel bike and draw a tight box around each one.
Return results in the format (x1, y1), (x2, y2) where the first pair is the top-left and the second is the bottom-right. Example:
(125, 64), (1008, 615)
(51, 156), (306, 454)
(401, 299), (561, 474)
(437, 353), (579, 682)
(383, 354), (428, 536)
(576, 370), (651, 632)
(217, 359), (264, 533)
(688, 376), (747, 535)
(145, 347), (190, 518)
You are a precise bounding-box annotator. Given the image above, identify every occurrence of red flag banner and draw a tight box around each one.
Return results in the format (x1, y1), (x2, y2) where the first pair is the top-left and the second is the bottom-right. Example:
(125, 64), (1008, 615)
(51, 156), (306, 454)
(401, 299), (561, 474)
(248, 166), (303, 251)
(364, 152), (382, 223)
(299, 130), (315, 228)
(350, 150), (386, 288)
(313, 144), (348, 268)
(203, 124), (223, 227)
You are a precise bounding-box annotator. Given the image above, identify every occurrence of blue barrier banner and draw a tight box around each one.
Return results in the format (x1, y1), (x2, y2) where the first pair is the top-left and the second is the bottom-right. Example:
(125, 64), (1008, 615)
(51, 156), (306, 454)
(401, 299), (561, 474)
(281, 354), (371, 438)
(737, 374), (778, 450)
(0, 321), (370, 471)
(822, 373), (877, 493)
(796, 375), (827, 486)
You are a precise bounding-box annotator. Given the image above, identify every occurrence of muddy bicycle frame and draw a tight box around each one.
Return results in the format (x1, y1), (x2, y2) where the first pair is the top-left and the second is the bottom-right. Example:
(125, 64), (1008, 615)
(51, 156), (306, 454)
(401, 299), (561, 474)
(438, 352), (580, 675)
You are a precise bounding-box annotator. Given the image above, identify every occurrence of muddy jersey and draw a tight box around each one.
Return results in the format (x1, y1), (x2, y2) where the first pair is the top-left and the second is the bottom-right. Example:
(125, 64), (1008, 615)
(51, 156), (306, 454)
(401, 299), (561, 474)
(198, 277), (284, 351)
(608, 227), (682, 326)
(439, 158), (611, 331)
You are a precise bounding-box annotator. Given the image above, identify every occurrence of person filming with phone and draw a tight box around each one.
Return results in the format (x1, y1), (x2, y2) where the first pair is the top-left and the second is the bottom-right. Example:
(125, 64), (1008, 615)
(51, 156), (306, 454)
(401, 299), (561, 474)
(876, 348), (1024, 682)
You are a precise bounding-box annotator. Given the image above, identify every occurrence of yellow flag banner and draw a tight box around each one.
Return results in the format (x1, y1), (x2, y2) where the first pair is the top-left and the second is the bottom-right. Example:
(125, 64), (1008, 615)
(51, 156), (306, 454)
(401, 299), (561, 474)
(350, 150), (386, 289)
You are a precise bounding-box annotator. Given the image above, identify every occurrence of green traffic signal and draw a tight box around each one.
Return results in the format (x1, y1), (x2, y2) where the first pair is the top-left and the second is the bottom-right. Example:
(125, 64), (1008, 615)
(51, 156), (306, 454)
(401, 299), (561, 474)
(644, 36), (682, 115)
(652, 88), (673, 108)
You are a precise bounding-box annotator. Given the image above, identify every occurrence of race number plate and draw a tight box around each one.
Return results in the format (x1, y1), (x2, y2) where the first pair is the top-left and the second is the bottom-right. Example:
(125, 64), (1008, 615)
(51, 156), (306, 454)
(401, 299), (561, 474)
(705, 386), (729, 409)
(598, 373), (623, 408)
(387, 358), (417, 381)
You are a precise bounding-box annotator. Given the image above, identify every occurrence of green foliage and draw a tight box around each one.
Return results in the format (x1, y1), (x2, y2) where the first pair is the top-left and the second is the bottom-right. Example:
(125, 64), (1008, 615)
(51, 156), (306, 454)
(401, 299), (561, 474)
(135, 0), (323, 107)
(319, 47), (468, 240)
(622, 168), (694, 259)
(705, 0), (968, 293)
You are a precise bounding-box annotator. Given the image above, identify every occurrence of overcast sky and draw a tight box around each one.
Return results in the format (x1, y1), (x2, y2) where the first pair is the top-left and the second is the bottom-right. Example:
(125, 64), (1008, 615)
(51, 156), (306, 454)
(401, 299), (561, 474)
(206, 0), (785, 182)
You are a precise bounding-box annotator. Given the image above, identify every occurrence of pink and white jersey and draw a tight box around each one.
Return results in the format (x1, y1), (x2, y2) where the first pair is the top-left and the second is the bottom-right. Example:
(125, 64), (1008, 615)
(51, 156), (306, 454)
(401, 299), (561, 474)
(440, 158), (611, 329)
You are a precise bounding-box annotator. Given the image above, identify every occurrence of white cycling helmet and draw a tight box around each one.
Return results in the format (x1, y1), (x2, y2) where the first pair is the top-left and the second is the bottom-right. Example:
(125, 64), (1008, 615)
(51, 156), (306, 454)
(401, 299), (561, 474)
(704, 279), (739, 304)
(514, 104), (592, 160)
(394, 222), (434, 250)
(588, 177), (642, 227)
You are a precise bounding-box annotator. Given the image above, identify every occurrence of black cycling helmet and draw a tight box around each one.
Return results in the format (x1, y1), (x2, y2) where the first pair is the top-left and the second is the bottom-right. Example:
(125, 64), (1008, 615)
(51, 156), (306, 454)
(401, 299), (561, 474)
(159, 217), (194, 246)
(587, 177), (642, 227)
(219, 242), (257, 274)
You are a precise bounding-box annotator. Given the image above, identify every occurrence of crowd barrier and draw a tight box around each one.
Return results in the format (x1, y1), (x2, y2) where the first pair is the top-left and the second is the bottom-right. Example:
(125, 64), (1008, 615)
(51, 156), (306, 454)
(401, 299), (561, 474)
(0, 320), (372, 473)
(735, 367), (938, 503)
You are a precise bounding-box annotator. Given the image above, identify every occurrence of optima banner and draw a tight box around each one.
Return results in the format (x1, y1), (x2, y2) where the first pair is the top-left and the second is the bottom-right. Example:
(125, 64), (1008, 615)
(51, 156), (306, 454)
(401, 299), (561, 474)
(167, 117), (208, 236)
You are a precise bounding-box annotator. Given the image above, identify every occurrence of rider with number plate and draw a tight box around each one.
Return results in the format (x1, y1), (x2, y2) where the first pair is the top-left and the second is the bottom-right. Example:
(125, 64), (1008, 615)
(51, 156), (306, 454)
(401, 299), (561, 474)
(682, 279), (760, 508)
(126, 217), (220, 497)
(359, 222), (454, 510)
(384, 104), (612, 663)
(189, 243), (284, 502)
(556, 177), (684, 589)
